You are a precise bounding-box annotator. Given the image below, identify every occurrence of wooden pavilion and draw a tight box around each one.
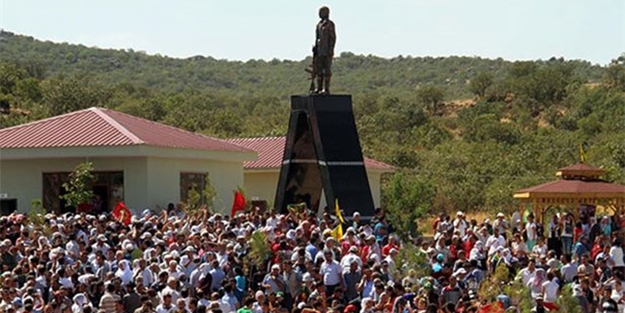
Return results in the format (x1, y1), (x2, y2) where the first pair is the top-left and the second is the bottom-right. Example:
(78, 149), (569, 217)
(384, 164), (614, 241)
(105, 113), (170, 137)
(513, 163), (625, 222)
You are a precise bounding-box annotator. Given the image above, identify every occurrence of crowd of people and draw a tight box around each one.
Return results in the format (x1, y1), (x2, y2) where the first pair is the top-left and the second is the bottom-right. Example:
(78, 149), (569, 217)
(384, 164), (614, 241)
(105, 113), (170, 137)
(0, 203), (623, 313)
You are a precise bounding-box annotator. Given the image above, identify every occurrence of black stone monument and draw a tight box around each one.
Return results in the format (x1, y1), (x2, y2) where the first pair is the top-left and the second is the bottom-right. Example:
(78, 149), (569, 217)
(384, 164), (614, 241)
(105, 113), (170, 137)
(274, 95), (375, 218)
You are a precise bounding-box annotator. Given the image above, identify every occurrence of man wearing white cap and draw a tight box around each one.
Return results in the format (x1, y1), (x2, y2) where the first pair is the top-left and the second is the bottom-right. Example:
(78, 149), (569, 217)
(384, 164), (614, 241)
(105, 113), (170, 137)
(352, 212), (364, 229)
(493, 212), (509, 236)
(453, 268), (468, 289)
(453, 211), (468, 238)
(93, 234), (111, 255)
(262, 264), (285, 294)
(485, 228), (505, 257)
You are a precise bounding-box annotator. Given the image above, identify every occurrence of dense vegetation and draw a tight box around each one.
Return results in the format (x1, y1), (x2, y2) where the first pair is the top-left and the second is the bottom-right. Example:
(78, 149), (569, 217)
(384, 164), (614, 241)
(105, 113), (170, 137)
(1, 30), (624, 221)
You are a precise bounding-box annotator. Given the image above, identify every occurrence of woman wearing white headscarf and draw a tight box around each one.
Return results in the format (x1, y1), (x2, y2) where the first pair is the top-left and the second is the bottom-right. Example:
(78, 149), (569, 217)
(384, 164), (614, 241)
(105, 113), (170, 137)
(360, 297), (374, 313)
(116, 259), (133, 285)
(527, 268), (545, 300)
(469, 241), (485, 261)
(500, 248), (517, 266)
(72, 293), (91, 313)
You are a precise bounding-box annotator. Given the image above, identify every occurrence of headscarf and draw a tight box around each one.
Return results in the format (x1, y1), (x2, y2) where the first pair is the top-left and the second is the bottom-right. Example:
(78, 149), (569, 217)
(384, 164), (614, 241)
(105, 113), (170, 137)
(470, 241), (484, 260)
(116, 259), (133, 285)
(533, 268), (545, 287)
(501, 248), (516, 266)
(72, 293), (88, 313)
(361, 298), (374, 313)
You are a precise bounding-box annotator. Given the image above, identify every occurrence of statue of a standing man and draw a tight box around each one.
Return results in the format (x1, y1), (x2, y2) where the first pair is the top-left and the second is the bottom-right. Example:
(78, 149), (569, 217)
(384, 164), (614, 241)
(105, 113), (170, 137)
(313, 6), (336, 94)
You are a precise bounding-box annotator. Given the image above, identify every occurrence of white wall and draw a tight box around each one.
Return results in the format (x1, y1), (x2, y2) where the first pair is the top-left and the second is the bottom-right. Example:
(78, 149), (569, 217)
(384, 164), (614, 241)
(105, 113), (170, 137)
(146, 157), (245, 215)
(0, 156), (245, 215)
(243, 172), (280, 206)
(368, 171), (383, 209)
(0, 157), (148, 212)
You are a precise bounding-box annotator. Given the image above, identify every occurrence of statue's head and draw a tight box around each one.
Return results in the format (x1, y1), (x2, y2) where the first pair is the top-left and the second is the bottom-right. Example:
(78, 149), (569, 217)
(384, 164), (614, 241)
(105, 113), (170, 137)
(319, 6), (330, 19)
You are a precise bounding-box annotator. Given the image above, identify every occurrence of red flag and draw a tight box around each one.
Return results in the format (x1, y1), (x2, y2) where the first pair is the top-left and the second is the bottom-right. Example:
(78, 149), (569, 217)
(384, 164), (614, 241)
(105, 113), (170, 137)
(112, 202), (131, 225)
(230, 191), (246, 217)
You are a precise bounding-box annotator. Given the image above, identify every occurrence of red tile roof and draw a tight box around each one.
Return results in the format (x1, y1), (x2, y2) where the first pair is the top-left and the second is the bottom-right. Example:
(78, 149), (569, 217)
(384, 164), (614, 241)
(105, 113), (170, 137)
(0, 107), (252, 153)
(515, 179), (625, 197)
(556, 162), (605, 177)
(558, 163), (603, 172)
(226, 136), (394, 171)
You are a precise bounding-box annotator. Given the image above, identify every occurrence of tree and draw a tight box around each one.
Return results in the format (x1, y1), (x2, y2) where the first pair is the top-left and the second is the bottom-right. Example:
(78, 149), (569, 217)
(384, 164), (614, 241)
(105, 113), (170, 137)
(41, 75), (109, 116)
(28, 199), (46, 227)
(604, 54), (625, 91)
(0, 62), (27, 94)
(61, 162), (94, 209)
(469, 72), (493, 98)
(416, 85), (445, 115)
(382, 171), (435, 239)
(183, 174), (218, 214)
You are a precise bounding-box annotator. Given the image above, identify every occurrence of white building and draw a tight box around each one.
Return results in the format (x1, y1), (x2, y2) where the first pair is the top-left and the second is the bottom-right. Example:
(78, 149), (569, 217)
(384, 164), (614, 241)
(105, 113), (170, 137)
(0, 107), (255, 214)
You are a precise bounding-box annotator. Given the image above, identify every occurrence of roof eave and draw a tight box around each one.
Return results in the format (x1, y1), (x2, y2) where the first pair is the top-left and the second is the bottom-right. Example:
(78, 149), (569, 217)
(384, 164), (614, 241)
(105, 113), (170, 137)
(242, 166), (395, 173)
(0, 145), (258, 162)
(514, 192), (625, 200)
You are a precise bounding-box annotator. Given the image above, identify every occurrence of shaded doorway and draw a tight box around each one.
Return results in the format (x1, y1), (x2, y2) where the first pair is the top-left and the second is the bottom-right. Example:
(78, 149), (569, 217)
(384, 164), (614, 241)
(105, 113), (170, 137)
(43, 171), (124, 214)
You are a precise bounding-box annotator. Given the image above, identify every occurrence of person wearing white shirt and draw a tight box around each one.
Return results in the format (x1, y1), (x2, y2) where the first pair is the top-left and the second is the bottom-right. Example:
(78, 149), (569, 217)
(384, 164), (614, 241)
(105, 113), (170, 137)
(532, 237), (548, 259)
(290, 247), (312, 264)
(541, 272), (559, 304)
(155, 293), (175, 313)
(321, 250), (343, 294)
(453, 212), (468, 238)
(160, 278), (181, 304)
(511, 234), (529, 259)
(525, 215), (538, 251)
(485, 228), (505, 257)
(511, 211), (521, 233)
(560, 255), (577, 283)
(65, 236), (80, 259)
(493, 213), (508, 235)
(610, 240), (625, 272)
(611, 280), (625, 312)
(340, 247), (363, 272)
(266, 211), (279, 229)
(518, 259), (537, 286)
(136, 260), (154, 287)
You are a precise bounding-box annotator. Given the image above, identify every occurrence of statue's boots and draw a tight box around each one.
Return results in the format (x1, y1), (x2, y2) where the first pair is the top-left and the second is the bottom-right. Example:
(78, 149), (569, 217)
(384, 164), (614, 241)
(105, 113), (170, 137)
(314, 77), (324, 94)
(321, 76), (331, 95)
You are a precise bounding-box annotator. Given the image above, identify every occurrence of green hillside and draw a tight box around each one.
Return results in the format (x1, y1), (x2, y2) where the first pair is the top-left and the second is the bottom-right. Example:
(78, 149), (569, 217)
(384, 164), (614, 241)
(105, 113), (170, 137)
(1, 30), (624, 223)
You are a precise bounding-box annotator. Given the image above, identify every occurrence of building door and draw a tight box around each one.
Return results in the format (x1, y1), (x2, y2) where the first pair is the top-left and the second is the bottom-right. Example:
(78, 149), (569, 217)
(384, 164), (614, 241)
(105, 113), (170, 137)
(0, 199), (17, 216)
(92, 185), (109, 215)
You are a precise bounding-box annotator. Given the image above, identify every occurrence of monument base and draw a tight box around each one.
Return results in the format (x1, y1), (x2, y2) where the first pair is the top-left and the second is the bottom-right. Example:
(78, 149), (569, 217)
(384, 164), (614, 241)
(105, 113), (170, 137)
(274, 95), (375, 218)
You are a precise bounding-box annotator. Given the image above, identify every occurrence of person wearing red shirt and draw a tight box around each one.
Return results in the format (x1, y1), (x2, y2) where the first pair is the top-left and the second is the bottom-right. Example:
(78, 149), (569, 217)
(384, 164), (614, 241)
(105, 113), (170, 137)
(382, 236), (400, 257)
(464, 235), (476, 256)
(591, 237), (604, 261)
(341, 228), (359, 255)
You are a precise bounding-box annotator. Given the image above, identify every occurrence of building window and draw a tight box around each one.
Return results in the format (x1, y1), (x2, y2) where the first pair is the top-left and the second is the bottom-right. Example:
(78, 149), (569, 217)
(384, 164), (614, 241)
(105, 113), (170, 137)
(180, 172), (207, 203)
(42, 171), (124, 214)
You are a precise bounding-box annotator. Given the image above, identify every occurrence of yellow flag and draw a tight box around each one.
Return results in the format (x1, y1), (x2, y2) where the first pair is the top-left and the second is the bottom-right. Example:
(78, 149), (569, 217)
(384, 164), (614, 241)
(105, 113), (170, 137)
(335, 198), (345, 224)
(579, 144), (587, 163)
(331, 223), (343, 241)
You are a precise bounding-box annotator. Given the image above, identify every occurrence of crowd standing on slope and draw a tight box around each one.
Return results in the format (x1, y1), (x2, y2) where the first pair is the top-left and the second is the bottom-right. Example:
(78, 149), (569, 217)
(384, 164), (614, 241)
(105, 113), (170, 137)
(0, 204), (624, 313)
